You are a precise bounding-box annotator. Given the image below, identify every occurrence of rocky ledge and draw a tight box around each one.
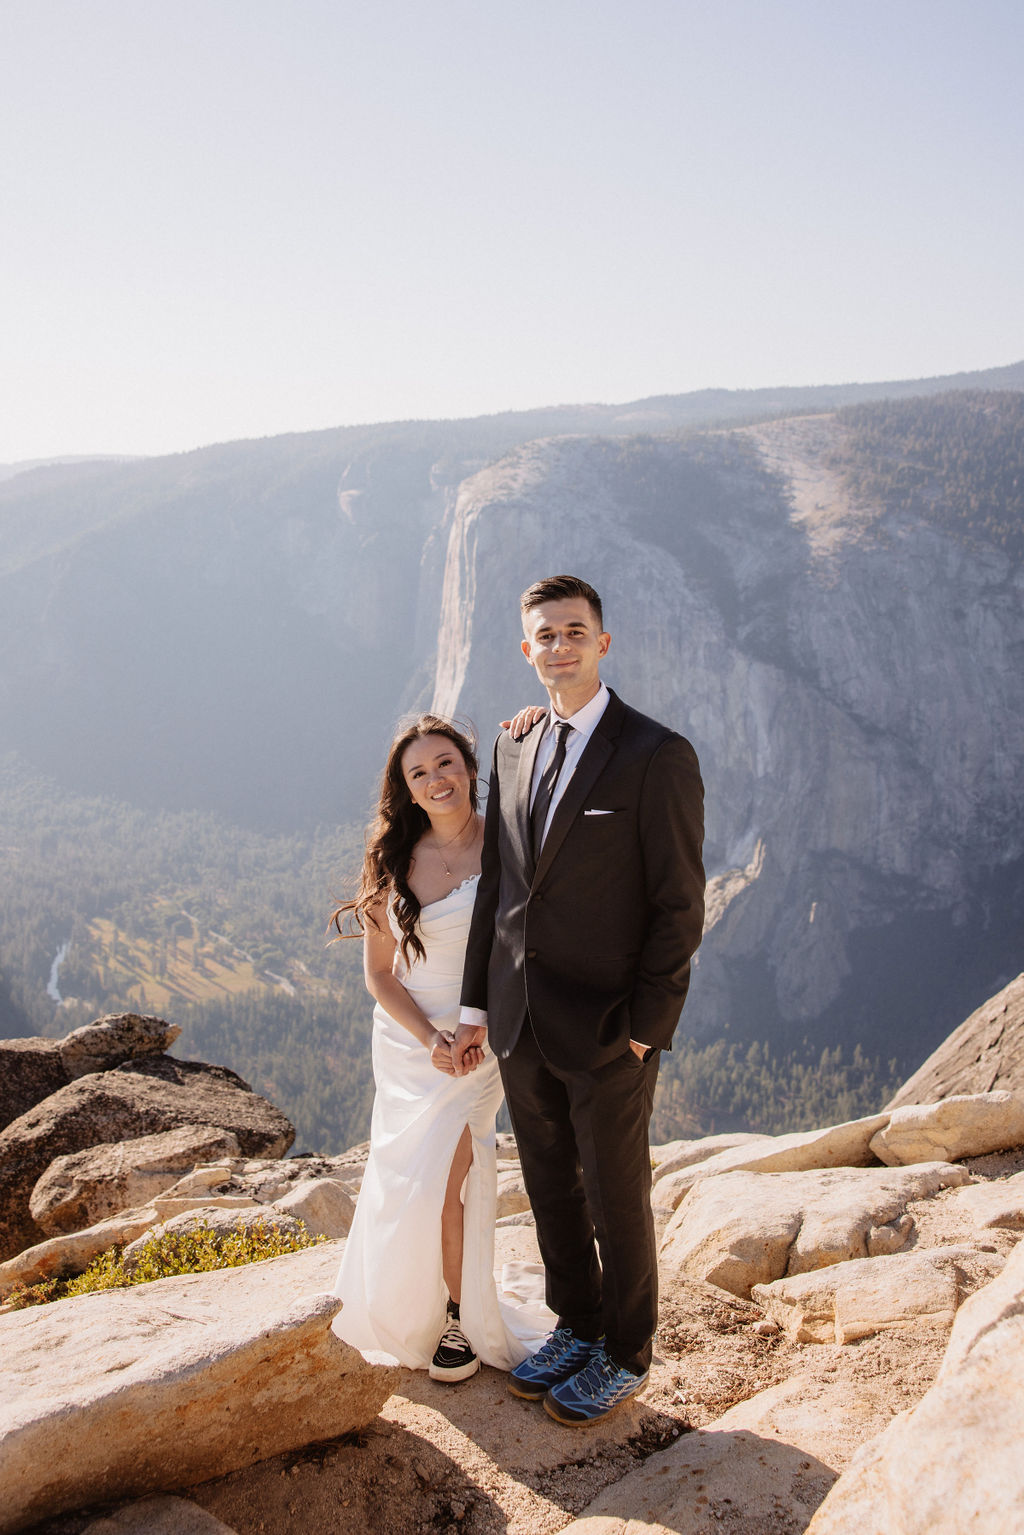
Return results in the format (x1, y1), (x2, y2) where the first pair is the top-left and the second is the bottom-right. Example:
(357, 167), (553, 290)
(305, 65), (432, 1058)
(0, 983), (1022, 1534)
(0, 1015), (294, 1263)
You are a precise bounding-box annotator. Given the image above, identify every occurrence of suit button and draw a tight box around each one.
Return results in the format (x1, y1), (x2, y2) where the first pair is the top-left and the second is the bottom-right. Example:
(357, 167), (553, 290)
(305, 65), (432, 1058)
(526, 949), (537, 959)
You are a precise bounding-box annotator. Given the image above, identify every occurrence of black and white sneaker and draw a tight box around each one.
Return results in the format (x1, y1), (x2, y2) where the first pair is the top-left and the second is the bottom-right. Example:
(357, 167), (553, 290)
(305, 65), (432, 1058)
(429, 1302), (480, 1382)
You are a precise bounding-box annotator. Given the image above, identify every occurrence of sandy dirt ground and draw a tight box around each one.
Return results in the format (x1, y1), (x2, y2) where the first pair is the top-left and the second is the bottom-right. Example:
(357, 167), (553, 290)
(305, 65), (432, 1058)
(181, 1265), (959, 1535)
(178, 1285), (950, 1535)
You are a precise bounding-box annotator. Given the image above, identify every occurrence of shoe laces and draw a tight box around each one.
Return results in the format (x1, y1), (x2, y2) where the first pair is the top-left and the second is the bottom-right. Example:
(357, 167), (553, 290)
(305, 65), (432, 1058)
(533, 1326), (581, 1365)
(569, 1350), (620, 1399)
(437, 1317), (470, 1352)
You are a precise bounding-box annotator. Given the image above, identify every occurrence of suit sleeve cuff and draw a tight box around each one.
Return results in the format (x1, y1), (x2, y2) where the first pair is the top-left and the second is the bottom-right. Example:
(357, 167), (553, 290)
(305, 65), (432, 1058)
(460, 1006), (489, 1029)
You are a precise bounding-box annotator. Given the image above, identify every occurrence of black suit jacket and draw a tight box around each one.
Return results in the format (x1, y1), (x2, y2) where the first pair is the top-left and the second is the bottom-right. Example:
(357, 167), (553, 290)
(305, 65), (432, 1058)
(461, 690), (705, 1070)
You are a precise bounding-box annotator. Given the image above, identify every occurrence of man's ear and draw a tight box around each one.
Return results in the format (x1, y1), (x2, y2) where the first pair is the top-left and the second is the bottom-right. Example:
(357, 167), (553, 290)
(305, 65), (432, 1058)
(598, 631), (611, 658)
(521, 637), (533, 662)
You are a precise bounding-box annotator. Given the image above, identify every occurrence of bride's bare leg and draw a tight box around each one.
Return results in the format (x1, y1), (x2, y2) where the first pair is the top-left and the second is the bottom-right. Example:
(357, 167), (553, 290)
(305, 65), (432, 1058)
(441, 1125), (473, 1303)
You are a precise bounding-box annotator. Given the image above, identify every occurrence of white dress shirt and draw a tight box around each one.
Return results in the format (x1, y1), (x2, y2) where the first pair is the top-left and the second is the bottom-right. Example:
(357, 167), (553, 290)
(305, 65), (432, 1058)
(529, 682), (611, 847)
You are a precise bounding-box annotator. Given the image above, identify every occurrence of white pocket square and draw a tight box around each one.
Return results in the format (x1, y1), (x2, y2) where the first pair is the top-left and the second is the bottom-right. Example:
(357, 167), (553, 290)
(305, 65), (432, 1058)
(584, 808), (616, 816)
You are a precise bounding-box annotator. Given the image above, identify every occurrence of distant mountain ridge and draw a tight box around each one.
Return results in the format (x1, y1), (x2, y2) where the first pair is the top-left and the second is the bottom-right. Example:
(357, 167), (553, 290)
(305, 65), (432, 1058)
(1, 369), (1022, 1086)
(5, 356), (1023, 482)
(0, 454), (140, 485)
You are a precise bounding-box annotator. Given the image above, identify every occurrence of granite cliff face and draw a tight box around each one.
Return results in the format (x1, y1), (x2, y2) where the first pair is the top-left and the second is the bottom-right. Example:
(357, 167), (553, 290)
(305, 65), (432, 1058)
(432, 415), (1024, 1061)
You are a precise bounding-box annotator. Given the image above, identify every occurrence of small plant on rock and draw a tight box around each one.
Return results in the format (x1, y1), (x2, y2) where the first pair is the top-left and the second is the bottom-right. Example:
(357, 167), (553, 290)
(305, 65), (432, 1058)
(4, 1216), (321, 1311)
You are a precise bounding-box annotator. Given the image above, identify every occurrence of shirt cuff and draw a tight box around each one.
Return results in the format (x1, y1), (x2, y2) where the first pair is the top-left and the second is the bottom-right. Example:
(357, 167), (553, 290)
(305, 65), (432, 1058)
(460, 1006), (489, 1030)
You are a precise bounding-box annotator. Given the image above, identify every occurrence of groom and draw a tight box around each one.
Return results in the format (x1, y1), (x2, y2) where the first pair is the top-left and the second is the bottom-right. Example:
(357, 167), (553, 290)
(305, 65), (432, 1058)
(454, 574), (705, 1424)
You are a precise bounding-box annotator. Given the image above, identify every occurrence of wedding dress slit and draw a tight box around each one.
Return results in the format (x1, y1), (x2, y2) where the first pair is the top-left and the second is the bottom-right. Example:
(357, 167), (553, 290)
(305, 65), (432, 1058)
(441, 1124), (473, 1300)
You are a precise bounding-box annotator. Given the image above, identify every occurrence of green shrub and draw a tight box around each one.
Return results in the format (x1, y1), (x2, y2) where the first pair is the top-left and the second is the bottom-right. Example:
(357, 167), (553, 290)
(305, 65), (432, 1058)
(4, 1216), (322, 1311)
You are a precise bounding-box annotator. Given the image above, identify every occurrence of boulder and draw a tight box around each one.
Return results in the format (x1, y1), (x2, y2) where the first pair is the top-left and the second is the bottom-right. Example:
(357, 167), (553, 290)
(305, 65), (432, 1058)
(0, 1242), (401, 1533)
(272, 1177), (355, 1238)
(562, 1426), (835, 1535)
(652, 1114), (890, 1213)
(0, 1039), (70, 1133)
(29, 1126), (244, 1236)
(0, 1057), (293, 1262)
(660, 1163), (972, 1298)
(157, 1152), (360, 1207)
(1, 1015), (184, 1137)
(151, 1195), (260, 1220)
(804, 1235), (1024, 1532)
(712, 1369), (906, 1475)
(952, 1170), (1024, 1231)
(58, 1012), (181, 1078)
(753, 1245), (1005, 1343)
(323, 1139), (371, 1190)
(496, 1169), (531, 1219)
(82, 1496), (239, 1535)
(649, 1136), (690, 1168)
(887, 971), (1024, 1108)
(651, 1131), (772, 1183)
(158, 1159), (293, 1205)
(869, 1091), (1024, 1166)
(940, 1224), (1024, 1375)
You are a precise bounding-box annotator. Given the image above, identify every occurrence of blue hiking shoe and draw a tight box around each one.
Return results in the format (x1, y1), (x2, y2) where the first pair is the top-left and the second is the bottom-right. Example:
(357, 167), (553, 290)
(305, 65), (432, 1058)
(543, 1347), (649, 1425)
(508, 1326), (605, 1401)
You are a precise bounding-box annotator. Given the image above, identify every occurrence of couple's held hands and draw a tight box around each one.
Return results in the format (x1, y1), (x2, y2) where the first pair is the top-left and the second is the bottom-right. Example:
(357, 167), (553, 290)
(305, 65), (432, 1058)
(501, 705), (547, 741)
(430, 1024), (487, 1075)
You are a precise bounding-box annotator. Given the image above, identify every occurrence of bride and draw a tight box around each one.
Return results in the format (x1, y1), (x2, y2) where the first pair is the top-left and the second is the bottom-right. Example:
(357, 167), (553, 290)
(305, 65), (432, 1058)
(329, 712), (548, 1380)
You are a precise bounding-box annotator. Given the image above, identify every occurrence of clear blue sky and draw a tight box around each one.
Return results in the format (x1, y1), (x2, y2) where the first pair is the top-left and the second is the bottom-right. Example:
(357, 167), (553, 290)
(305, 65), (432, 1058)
(2, 0), (1021, 460)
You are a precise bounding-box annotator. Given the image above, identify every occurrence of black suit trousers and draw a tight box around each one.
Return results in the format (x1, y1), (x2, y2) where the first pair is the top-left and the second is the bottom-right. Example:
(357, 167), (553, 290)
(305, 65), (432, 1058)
(499, 1020), (660, 1376)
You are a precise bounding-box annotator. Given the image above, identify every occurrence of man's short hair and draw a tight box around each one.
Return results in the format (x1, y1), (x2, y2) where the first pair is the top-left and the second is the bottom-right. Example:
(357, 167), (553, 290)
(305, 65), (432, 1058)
(520, 575), (603, 630)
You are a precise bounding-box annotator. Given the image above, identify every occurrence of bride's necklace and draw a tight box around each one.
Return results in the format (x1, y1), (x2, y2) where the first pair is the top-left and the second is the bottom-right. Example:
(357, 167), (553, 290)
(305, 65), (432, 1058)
(427, 811), (477, 875)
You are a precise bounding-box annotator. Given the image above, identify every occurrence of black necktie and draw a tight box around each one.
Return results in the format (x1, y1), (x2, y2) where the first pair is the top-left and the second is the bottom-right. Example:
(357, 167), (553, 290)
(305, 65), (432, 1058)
(530, 721), (572, 859)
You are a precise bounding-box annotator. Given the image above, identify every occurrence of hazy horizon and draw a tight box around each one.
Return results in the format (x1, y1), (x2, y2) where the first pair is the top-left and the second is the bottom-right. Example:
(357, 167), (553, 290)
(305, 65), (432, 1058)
(0, 354), (1020, 470)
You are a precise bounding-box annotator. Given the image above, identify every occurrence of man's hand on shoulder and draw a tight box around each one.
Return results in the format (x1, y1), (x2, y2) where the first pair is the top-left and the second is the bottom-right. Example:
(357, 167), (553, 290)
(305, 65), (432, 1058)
(500, 705), (547, 741)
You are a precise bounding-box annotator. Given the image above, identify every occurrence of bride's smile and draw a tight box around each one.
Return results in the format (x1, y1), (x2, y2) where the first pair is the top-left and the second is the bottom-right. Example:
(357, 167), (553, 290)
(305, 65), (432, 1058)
(402, 734), (476, 825)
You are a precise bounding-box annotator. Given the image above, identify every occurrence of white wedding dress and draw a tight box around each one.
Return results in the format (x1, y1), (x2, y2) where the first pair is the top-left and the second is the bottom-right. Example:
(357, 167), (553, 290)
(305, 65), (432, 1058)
(332, 874), (552, 1370)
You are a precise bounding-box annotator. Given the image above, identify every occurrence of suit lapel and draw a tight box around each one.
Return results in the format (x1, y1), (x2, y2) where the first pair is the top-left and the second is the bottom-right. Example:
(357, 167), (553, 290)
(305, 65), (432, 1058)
(532, 691), (626, 886)
(514, 711), (548, 874)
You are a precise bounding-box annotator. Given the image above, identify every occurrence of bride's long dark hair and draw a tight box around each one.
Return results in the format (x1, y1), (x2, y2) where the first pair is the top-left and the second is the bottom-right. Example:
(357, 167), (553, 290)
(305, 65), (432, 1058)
(329, 714), (479, 965)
